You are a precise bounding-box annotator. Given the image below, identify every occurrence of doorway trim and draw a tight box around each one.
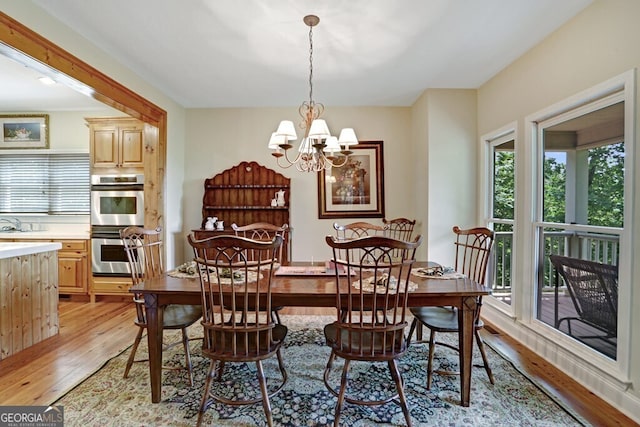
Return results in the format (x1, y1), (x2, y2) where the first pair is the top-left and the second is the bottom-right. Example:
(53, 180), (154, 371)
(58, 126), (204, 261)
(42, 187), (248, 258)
(0, 11), (165, 231)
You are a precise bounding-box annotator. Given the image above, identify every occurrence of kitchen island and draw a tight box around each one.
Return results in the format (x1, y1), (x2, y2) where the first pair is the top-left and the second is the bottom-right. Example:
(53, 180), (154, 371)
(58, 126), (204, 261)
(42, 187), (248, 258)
(0, 241), (62, 360)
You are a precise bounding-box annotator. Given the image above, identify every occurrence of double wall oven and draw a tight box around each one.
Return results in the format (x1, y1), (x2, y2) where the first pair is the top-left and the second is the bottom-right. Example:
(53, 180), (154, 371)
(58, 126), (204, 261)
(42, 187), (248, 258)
(90, 174), (144, 276)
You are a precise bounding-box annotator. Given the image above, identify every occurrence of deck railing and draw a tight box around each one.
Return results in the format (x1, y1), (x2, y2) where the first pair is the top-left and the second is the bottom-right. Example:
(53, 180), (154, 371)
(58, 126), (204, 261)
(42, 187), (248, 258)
(491, 230), (619, 293)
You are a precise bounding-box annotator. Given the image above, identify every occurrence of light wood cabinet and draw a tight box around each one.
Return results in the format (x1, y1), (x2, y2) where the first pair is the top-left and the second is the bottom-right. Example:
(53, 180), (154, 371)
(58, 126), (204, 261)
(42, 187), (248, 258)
(87, 117), (144, 169)
(57, 240), (89, 295)
(0, 238), (89, 296)
(90, 276), (131, 303)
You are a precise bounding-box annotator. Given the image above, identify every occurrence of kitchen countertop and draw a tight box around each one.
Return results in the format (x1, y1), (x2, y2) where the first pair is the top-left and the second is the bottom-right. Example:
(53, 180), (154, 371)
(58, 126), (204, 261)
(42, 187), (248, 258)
(0, 223), (90, 240)
(0, 241), (63, 259)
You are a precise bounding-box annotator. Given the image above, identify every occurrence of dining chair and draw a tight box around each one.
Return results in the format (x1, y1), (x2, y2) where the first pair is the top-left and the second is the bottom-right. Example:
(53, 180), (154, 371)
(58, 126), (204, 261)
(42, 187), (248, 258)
(382, 217), (416, 241)
(232, 222), (289, 323)
(231, 222), (289, 265)
(383, 218), (417, 260)
(333, 221), (388, 239)
(323, 234), (423, 427)
(333, 221), (389, 265)
(120, 226), (202, 386)
(187, 234), (287, 427)
(407, 226), (495, 389)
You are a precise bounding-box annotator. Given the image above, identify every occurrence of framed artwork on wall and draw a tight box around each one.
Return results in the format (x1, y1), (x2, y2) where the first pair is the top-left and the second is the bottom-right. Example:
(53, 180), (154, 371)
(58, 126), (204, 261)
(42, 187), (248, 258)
(317, 140), (385, 219)
(0, 114), (49, 149)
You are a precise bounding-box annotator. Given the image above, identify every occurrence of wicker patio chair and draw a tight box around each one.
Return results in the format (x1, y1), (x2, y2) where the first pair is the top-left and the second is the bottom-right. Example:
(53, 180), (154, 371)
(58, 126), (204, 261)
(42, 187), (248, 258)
(549, 254), (618, 342)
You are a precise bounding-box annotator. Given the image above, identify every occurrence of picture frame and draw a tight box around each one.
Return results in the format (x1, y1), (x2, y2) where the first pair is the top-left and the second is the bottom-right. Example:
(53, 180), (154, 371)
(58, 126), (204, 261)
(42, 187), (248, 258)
(317, 140), (385, 219)
(0, 114), (49, 149)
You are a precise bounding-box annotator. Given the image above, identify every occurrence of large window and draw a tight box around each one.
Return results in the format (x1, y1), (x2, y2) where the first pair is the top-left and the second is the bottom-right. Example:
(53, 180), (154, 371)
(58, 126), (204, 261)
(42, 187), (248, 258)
(536, 99), (625, 360)
(0, 152), (89, 214)
(484, 127), (516, 308)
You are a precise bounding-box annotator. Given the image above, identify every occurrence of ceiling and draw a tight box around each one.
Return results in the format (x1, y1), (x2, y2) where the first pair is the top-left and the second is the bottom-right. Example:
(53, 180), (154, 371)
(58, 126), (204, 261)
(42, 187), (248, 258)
(2, 0), (593, 111)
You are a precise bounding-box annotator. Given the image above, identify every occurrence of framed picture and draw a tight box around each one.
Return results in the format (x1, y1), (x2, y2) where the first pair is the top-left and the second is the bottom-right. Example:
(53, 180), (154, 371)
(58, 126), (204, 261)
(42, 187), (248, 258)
(0, 114), (49, 149)
(318, 140), (385, 219)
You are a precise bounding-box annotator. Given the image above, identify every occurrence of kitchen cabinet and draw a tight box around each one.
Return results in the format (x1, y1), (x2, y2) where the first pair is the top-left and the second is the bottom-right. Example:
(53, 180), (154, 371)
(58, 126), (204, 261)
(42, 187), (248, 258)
(90, 276), (131, 303)
(195, 161), (291, 263)
(0, 242), (61, 360)
(87, 117), (144, 169)
(0, 238), (89, 297)
(57, 240), (89, 295)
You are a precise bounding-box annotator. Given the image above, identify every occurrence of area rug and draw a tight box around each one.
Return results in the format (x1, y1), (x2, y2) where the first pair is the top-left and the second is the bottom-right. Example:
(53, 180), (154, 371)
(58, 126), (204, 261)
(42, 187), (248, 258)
(54, 316), (588, 426)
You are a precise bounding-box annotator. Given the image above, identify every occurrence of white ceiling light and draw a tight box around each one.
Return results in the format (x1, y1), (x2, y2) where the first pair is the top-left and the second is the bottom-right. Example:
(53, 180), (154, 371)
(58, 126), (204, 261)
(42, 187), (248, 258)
(268, 15), (358, 173)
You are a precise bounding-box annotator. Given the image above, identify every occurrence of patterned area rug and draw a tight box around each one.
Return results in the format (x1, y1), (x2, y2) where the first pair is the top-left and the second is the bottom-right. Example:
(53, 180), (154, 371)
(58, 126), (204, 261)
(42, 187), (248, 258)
(55, 316), (588, 426)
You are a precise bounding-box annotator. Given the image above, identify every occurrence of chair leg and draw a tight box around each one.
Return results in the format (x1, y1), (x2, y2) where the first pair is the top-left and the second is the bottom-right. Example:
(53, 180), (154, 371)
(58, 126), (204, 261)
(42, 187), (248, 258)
(276, 347), (288, 385)
(180, 327), (194, 386)
(256, 360), (274, 427)
(407, 318), (417, 344)
(426, 329), (436, 389)
(123, 326), (144, 378)
(475, 330), (495, 385)
(196, 360), (217, 427)
(323, 351), (338, 396)
(218, 361), (228, 380)
(388, 359), (412, 427)
(334, 359), (351, 427)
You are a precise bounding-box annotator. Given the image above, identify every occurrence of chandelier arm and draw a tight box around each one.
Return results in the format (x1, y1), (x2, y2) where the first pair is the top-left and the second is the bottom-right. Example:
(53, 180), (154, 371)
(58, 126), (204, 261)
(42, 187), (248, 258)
(324, 154), (350, 168)
(280, 147), (304, 166)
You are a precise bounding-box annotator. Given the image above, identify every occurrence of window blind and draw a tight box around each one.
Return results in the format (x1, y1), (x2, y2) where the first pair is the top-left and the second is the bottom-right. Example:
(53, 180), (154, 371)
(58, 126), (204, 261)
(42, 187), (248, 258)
(0, 153), (90, 214)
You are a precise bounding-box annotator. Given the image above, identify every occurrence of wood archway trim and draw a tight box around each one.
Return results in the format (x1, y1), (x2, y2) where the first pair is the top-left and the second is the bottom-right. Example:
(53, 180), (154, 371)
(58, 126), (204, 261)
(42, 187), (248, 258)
(0, 12), (165, 126)
(0, 11), (165, 231)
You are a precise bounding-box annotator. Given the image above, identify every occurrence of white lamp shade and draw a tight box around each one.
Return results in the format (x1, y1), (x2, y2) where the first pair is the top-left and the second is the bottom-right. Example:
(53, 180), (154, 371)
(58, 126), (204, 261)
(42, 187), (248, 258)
(276, 120), (298, 140)
(338, 128), (358, 146)
(298, 137), (314, 154)
(268, 132), (286, 149)
(323, 136), (340, 153)
(308, 119), (331, 139)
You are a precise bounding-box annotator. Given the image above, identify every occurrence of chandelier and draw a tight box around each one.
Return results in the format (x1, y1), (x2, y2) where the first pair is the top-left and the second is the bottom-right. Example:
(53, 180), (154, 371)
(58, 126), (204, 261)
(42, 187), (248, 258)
(268, 15), (358, 172)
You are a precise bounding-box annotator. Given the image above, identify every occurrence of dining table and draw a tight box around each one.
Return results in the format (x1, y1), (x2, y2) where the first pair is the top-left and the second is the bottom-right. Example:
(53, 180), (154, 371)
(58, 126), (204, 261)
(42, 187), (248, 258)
(130, 262), (489, 406)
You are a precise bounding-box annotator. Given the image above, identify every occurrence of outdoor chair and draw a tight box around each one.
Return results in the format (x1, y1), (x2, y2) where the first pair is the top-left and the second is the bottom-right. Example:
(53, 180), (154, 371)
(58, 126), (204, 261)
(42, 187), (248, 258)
(407, 226), (495, 388)
(323, 234), (422, 427)
(120, 226), (202, 386)
(549, 254), (618, 343)
(188, 234), (287, 427)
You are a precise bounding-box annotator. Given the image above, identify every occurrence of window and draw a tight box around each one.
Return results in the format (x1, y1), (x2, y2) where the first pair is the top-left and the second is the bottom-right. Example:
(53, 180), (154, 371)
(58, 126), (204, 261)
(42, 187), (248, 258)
(0, 152), (89, 214)
(536, 96), (625, 360)
(484, 127), (516, 308)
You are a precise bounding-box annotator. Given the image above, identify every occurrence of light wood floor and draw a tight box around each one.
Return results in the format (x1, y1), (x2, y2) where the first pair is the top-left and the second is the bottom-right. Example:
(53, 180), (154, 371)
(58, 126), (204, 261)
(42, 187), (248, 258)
(0, 300), (636, 426)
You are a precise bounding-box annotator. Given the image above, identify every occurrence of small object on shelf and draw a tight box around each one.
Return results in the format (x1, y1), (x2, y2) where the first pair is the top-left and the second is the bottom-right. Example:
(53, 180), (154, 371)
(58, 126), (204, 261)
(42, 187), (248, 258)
(271, 198), (278, 207)
(205, 217), (217, 231)
(216, 220), (224, 230)
(276, 189), (286, 206)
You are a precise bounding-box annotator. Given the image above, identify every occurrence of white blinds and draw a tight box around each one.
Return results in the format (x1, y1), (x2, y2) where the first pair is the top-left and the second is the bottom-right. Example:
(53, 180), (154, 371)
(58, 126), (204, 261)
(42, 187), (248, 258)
(0, 153), (90, 214)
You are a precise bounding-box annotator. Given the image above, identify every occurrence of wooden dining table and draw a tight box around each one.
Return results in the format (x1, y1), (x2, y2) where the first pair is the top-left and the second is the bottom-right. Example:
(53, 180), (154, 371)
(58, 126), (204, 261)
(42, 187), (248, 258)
(130, 262), (489, 406)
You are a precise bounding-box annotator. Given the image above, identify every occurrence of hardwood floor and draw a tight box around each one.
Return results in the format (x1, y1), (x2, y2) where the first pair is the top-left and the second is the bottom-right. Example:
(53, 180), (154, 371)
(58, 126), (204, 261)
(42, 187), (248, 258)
(0, 301), (636, 426)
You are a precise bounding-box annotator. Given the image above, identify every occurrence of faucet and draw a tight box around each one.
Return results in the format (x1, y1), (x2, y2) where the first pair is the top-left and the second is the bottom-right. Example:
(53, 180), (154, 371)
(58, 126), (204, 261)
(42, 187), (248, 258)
(0, 217), (22, 231)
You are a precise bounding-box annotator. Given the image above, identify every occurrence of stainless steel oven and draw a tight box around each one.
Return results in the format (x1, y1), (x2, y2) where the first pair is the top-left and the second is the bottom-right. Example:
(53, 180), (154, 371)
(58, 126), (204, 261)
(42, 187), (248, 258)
(91, 226), (134, 276)
(90, 174), (143, 276)
(90, 174), (144, 227)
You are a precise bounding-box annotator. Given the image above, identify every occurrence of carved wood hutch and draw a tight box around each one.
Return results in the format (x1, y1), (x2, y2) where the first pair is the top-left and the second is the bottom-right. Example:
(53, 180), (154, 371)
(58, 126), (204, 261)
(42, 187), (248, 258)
(192, 161), (291, 263)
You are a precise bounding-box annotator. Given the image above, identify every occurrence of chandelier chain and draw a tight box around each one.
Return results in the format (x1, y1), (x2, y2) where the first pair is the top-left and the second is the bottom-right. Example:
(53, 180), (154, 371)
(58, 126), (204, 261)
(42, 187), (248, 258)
(308, 24), (314, 107)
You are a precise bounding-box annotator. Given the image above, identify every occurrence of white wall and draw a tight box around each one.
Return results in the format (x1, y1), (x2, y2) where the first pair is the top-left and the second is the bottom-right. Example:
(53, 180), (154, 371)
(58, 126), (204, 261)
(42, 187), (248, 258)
(182, 106), (415, 264)
(0, 110), (119, 150)
(477, 0), (640, 421)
